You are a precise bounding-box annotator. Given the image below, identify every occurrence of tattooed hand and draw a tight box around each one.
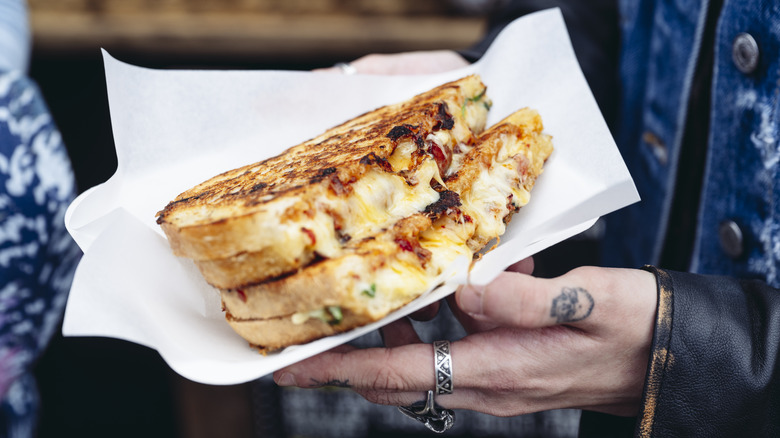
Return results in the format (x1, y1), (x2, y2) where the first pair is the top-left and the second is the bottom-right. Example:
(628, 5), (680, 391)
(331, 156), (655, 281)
(274, 260), (657, 418)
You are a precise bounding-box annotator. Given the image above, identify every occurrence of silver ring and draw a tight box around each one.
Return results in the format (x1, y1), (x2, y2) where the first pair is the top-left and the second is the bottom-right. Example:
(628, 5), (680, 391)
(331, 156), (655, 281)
(397, 340), (455, 433)
(334, 62), (357, 75)
(398, 390), (455, 433)
(434, 340), (453, 395)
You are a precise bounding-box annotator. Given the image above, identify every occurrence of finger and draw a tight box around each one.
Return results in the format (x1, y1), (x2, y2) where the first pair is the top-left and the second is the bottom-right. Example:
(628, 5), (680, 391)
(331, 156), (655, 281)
(446, 293), (500, 333)
(311, 66), (342, 74)
(275, 335), (569, 415)
(456, 267), (656, 332)
(456, 271), (578, 329)
(274, 342), (434, 394)
(357, 387), (480, 410)
(506, 257), (534, 274)
(380, 317), (422, 348)
(408, 301), (440, 321)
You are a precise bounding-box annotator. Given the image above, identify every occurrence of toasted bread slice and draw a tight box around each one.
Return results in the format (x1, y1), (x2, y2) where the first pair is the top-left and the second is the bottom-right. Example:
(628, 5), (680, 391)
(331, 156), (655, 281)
(225, 309), (377, 355)
(221, 108), (553, 352)
(192, 157), (444, 288)
(156, 75), (490, 269)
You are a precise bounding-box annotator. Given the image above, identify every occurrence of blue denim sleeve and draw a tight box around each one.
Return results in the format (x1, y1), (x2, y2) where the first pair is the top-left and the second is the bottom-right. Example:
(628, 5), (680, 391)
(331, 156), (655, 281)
(0, 0), (30, 72)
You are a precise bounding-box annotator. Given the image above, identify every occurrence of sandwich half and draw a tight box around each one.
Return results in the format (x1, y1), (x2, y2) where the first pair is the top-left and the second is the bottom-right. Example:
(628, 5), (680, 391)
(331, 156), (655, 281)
(157, 75), (491, 289)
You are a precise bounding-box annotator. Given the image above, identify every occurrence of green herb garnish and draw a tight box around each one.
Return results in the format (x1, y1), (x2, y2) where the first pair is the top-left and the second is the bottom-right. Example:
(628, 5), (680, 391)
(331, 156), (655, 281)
(467, 88), (487, 103)
(362, 283), (377, 298)
(462, 88), (488, 117)
(326, 306), (343, 325)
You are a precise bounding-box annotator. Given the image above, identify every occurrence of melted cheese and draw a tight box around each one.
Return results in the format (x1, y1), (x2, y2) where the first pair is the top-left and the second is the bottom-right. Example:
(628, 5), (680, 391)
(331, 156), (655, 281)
(349, 218), (475, 320)
(291, 241), (463, 325)
(460, 139), (531, 242)
(291, 308), (326, 325)
(359, 258), (431, 318)
(290, 125), (536, 326)
(333, 158), (441, 240)
(388, 139), (417, 172)
(267, 157), (442, 265)
(446, 142), (474, 177)
(287, 108), (550, 333)
(420, 217), (475, 268)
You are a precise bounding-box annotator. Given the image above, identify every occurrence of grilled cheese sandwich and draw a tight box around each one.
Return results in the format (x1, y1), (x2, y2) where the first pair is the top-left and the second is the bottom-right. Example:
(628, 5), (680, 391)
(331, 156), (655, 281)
(156, 76), (552, 353)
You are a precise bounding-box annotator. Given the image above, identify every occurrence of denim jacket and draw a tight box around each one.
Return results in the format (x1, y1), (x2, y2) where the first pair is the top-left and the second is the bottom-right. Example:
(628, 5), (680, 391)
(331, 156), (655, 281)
(602, 0), (780, 288)
(589, 1), (780, 436)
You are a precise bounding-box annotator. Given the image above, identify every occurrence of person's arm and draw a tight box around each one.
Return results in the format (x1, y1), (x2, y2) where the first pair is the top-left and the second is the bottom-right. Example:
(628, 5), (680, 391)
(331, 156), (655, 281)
(625, 267), (780, 437)
(0, 72), (81, 428)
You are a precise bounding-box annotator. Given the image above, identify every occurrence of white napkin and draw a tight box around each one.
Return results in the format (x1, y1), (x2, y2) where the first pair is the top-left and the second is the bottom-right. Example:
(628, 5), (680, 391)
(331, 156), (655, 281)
(63, 8), (638, 385)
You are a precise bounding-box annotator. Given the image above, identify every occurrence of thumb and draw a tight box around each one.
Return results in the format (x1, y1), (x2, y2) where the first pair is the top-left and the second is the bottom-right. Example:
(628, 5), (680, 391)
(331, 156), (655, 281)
(455, 271), (594, 329)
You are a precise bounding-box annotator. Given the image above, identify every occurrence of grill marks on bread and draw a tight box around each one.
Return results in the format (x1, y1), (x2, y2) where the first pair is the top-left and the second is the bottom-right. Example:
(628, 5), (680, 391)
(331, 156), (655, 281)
(157, 89), (465, 225)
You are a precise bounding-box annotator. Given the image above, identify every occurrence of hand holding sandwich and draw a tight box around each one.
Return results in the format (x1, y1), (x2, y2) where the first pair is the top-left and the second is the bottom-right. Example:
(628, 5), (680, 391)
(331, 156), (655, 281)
(273, 262), (658, 418)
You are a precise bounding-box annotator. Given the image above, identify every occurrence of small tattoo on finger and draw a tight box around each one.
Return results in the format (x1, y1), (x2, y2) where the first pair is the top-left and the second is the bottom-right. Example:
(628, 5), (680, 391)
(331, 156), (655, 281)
(550, 287), (594, 323)
(309, 378), (352, 388)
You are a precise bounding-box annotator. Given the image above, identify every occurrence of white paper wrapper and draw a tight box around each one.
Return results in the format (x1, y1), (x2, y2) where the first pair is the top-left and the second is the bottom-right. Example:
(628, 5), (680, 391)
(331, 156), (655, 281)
(63, 8), (639, 385)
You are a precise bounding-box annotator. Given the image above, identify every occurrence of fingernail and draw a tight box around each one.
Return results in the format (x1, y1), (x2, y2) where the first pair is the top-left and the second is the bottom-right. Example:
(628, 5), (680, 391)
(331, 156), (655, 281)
(274, 372), (296, 387)
(459, 284), (484, 316)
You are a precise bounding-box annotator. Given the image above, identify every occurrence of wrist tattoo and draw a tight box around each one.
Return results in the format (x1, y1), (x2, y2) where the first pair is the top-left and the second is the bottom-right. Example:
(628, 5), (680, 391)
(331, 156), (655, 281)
(309, 378), (352, 388)
(550, 287), (594, 323)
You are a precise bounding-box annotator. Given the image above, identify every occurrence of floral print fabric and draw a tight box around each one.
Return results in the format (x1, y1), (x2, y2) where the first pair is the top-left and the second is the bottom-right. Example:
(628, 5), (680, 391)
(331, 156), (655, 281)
(0, 70), (80, 436)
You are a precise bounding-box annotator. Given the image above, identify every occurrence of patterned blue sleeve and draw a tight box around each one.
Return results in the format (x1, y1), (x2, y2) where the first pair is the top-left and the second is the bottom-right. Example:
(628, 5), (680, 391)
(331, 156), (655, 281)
(0, 71), (81, 436)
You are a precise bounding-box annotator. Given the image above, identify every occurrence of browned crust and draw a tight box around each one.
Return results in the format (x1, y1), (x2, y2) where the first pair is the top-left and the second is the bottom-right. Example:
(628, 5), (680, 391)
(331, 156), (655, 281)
(225, 308), (377, 354)
(221, 252), (368, 320)
(156, 76), (481, 227)
(195, 248), (318, 290)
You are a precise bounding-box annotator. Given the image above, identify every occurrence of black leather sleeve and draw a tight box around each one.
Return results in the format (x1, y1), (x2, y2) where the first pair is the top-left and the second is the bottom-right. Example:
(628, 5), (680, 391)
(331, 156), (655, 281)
(582, 267), (780, 437)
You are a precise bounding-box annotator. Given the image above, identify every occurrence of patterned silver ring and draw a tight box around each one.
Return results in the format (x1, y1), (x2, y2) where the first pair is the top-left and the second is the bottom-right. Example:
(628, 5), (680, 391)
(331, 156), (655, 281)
(434, 340), (453, 395)
(335, 62), (357, 75)
(397, 340), (456, 433)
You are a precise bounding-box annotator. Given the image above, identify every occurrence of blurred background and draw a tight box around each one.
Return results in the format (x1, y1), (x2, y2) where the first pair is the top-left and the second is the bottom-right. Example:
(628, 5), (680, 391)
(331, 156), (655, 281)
(28, 1), (602, 436)
(28, 1), (488, 437)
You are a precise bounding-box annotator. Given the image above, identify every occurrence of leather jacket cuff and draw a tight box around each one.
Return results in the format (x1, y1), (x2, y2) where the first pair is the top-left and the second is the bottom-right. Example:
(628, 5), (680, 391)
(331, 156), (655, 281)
(634, 266), (780, 437)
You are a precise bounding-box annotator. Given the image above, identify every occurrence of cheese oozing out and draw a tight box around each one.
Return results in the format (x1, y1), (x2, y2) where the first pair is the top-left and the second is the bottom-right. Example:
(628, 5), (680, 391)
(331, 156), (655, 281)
(247, 156), (442, 267)
(292, 126), (541, 326)
(327, 158), (441, 241)
(266, 89), (491, 266)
